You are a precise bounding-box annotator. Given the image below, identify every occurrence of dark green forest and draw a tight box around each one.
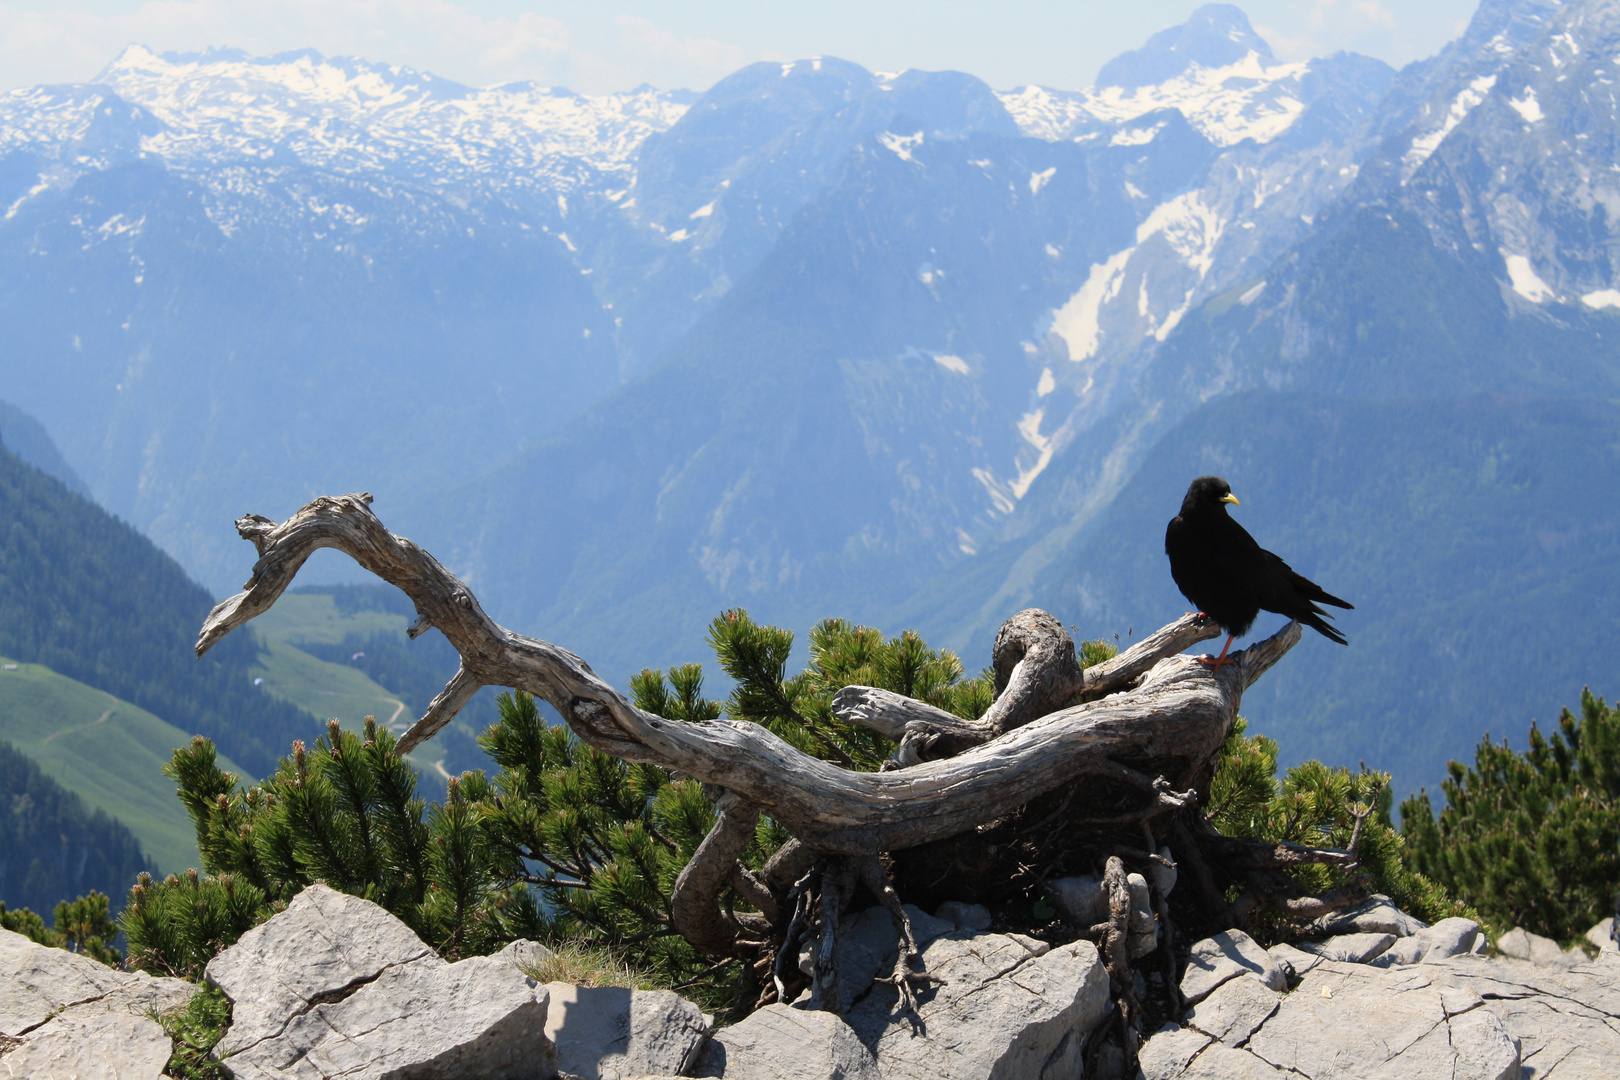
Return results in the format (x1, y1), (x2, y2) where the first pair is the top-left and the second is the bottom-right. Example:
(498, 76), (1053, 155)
(0, 739), (156, 917)
(0, 444), (318, 777)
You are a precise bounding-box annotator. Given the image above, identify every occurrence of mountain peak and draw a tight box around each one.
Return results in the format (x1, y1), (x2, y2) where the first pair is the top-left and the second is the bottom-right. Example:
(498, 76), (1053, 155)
(1097, 4), (1275, 90)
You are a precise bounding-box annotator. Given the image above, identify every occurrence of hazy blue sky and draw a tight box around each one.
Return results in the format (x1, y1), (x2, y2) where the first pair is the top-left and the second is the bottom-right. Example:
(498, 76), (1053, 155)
(0, 1), (1480, 95)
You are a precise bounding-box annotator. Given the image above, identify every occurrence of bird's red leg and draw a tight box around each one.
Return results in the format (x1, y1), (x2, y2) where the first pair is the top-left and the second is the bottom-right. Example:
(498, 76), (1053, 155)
(1198, 634), (1236, 671)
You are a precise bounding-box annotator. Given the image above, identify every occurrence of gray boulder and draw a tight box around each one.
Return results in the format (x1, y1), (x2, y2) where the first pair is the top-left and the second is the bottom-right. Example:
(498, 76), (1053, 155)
(772, 904), (1111, 1079)
(1045, 872), (1159, 958)
(1183, 971), (1280, 1047)
(934, 900), (992, 931)
(0, 926), (198, 1080)
(1588, 917), (1617, 953)
(842, 932), (1110, 1079)
(1496, 925), (1588, 970)
(1179, 930), (1288, 1005)
(543, 982), (711, 1080)
(207, 883), (557, 1080)
(1293, 932), (1394, 964)
(207, 883), (438, 1058)
(1144, 949), (1620, 1079)
(1146, 954), (1521, 1079)
(694, 1004), (879, 1080)
(1422, 953), (1620, 1079)
(1304, 893), (1427, 939)
(1356, 916), (1482, 968)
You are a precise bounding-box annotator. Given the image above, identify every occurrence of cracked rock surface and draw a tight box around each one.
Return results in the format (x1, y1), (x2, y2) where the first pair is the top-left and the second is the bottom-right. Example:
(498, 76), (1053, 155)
(0, 925), (198, 1080)
(711, 905), (1111, 1080)
(694, 1004), (881, 1080)
(803, 904), (1113, 1080)
(206, 883), (557, 1080)
(1146, 932), (1620, 1079)
(543, 982), (711, 1080)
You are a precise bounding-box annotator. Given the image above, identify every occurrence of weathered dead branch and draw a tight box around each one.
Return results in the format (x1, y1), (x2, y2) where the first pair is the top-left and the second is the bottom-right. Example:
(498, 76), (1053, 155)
(200, 492), (1331, 1021)
(833, 610), (1225, 763)
(199, 492), (1295, 858)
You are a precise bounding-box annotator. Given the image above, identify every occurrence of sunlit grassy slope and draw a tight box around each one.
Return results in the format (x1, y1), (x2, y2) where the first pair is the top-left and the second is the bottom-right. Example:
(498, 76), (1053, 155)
(0, 656), (248, 874)
(246, 592), (469, 786)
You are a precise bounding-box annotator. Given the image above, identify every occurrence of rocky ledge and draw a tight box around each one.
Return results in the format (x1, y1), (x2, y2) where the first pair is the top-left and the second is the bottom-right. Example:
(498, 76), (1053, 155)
(1, 885), (1615, 1079)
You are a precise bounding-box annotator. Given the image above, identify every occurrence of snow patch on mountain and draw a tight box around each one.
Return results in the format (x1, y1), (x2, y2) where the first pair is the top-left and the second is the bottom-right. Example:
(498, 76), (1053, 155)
(1051, 247), (1135, 362)
(1402, 74), (1497, 180)
(1503, 251), (1557, 302)
(78, 45), (689, 191)
(1000, 52), (1310, 147)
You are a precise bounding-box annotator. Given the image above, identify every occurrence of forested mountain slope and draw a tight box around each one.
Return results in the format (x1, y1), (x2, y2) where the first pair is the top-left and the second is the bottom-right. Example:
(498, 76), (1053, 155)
(0, 444), (320, 777)
(0, 739), (156, 919)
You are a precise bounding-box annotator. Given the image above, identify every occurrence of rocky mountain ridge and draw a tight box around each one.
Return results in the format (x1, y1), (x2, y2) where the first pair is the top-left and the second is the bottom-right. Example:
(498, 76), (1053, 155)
(1, 1), (1617, 795)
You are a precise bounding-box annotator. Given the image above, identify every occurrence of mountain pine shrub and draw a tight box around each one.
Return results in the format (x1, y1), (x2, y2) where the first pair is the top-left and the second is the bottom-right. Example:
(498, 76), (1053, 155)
(1399, 688), (1620, 943)
(133, 610), (991, 1004)
(0, 891), (123, 966)
(1207, 718), (1471, 937)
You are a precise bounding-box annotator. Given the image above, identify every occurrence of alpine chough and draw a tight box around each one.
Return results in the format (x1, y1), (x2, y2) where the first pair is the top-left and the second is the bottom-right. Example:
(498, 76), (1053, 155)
(1165, 476), (1353, 668)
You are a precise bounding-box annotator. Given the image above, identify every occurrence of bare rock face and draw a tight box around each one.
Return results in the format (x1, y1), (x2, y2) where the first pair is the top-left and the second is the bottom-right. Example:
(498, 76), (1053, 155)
(1179, 930), (1288, 1005)
(543, 982), (711, 1080)
(1293, 932), (1394, 964)
(1045, 872), (1160, 958)
(1146, 923), (1620, 1080)
(1303, 893), (1427, 939)
(206, 883), (558, 1080)
(0, 926), (197, 1080)
(715, 905), (1111, 1080)
(828, 905), (1110, 1080)
(694, 1004), (880, 1080)
(1496, 926), (1588, 970)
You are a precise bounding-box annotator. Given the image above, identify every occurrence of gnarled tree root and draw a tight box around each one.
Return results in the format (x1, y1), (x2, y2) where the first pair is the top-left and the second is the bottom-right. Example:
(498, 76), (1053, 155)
(197, 492), (1317, 1013)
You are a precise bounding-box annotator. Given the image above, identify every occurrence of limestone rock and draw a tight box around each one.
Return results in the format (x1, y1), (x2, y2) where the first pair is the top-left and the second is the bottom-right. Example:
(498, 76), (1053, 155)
(1137, 1023), (1213, 1080)
(1418, 918), (1485, 963)
(1496, 925), (1587, 970)
(223, 952), (555, 1080)
(693, 1003), (879, 1080)
(207, 884), (557, 1080)
(208, 883), (438, 1059)
(1264, 942), (1321, 980)
(1142, 949), (1620, 1079)
(934, 900), (992, 931)
(1046, 872), (1159, 958)
(0, 926), (198, 1080)
(1305, 893), (1426, 939)
(1184, 971), (1280, 1047)
(1148, 847), (1178, 897)
(1179, 931), (1287, 1005)
(543, 982), (710, 1080)
(840, 932), (1111, 1079)
(1363, 916), (1482, 968)
(1588, 917), (1617, 953)
(811, 904), (958, 1014)
(1045, 873), (1107, 928)
(1243, 959), (1519, 1080)
(1423, 953), (1620, 1078)
(1294, 932), (1394, 964)
(496, 937), (556, 974)
(0, 1004), (174, 1080)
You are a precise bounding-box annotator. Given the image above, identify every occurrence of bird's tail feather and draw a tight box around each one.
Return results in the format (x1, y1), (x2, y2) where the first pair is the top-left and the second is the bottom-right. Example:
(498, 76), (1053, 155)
(1292, 572), (1353, 610)
(1300, 606), (1349, 645)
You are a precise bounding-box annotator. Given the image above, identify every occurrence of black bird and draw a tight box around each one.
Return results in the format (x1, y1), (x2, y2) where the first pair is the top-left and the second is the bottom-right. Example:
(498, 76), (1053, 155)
(1165, 476), (1353, 669)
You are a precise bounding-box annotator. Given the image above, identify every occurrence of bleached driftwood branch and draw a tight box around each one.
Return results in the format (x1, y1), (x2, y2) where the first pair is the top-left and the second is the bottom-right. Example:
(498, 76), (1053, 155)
(199, 492), (1296, 856)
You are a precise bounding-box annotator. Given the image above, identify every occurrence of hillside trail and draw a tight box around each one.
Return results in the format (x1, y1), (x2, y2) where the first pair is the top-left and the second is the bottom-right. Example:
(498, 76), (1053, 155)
(44, 703), (114, 745)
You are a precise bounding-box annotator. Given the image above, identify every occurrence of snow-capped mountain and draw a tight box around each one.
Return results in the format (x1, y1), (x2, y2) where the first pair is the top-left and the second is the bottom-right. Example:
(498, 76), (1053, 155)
(6, 45), (692, 191)
(3, 0), (1618, 795)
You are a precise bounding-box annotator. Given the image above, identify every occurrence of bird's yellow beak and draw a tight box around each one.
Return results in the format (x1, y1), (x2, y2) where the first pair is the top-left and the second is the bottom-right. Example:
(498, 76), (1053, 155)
(1221, 494), (1240, 506)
